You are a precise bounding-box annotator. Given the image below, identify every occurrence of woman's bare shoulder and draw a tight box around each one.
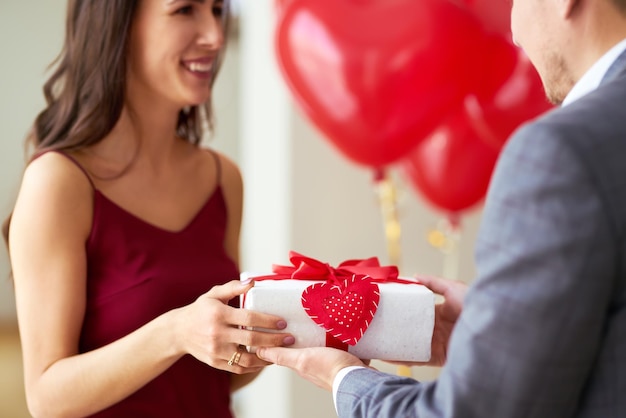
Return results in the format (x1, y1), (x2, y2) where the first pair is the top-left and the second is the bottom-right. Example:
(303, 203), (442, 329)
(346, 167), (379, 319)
(13, 152), (94, 238)
(195, 147), (242, 189)
(215, 151), (242, 187)
(23, 151), (93, 191)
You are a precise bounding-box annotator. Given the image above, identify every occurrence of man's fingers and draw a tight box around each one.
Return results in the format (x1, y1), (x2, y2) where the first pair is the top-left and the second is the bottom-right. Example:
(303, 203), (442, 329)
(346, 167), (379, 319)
(257, 347), (367, 391)
(256, 346), (294, 367)
(415, 274), (451, 296)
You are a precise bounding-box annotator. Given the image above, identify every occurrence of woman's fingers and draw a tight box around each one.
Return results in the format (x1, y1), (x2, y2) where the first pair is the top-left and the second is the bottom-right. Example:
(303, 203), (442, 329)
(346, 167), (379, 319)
(232, 351), (270, 371)
(221, 345), (272, 374)
(230, 306), (289, 331)
(225, 307), (295, 347)
(205, 281), (292, 332)
(205, 279), (254, 304)
(195, 282), (298, 371)
(225, 326), (295, 349)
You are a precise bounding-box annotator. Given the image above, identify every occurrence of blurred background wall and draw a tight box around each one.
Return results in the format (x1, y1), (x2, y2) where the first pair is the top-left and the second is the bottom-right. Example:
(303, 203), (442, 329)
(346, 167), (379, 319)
(0, 1), (481, 417)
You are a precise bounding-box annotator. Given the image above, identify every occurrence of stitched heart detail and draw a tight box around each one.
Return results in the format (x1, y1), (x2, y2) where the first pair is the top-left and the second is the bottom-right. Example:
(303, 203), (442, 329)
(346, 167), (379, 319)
(301, 275), (380, 345)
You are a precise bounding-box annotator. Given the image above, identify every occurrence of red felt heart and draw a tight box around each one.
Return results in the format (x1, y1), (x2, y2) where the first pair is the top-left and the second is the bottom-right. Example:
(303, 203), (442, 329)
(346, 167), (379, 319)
(275, 0), (486, 168)
(301, 275), (380, 345)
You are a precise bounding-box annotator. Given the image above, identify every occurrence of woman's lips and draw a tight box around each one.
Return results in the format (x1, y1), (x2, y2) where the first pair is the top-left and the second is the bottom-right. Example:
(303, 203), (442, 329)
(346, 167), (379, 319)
(182, 58), (214, 79)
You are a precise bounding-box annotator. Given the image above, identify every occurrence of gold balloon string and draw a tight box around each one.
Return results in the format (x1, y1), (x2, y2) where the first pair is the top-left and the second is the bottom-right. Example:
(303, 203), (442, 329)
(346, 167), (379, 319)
(427, 214), (462, 280)
(374, 169), (402, 266)
(373, 169), (410, 377)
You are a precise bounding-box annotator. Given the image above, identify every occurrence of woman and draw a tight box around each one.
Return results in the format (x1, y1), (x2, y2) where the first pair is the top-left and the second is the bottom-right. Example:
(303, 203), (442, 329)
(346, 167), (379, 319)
(4, 1), (293, 417)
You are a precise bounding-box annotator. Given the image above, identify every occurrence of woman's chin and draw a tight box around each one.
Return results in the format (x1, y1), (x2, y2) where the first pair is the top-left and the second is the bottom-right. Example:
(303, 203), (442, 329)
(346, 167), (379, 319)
(185, 94), (211, 108)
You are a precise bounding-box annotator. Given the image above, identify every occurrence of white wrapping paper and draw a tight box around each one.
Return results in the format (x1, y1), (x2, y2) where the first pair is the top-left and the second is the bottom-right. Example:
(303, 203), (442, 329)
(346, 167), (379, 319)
(241, 272), (435, 361)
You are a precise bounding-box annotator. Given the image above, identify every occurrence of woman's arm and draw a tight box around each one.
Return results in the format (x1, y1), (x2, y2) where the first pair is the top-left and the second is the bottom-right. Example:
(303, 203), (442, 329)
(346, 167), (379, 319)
(10, 153), (288, 417)
(11, 153), (185, 417)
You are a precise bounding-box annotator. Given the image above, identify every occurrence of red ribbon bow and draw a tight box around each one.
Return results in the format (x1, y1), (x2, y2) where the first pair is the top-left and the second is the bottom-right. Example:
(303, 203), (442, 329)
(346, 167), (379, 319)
(268, 251), (402, 284)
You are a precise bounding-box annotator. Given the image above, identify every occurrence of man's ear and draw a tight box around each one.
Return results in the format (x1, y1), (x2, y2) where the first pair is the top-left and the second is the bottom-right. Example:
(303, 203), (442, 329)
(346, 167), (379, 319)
(561, 0), (580, 19)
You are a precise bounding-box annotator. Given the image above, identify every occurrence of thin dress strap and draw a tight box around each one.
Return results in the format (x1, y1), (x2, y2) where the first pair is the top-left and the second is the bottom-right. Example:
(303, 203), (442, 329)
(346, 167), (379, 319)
(208, 149), (222, 186)
(37, 150), (96, 189)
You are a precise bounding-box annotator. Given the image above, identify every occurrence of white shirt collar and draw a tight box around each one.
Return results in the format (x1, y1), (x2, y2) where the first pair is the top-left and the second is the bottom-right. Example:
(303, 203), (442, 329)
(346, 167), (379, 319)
(562, 38), (626, 106)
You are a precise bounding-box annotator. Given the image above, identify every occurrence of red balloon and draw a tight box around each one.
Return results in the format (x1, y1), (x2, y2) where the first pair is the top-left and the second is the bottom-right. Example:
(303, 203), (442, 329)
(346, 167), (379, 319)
(399, 108), (500, 214)
(275, 0), (486, 168)
(470, 34), (518, 103)
(466, 38), (553, 148)
(462, 0), (512, 35)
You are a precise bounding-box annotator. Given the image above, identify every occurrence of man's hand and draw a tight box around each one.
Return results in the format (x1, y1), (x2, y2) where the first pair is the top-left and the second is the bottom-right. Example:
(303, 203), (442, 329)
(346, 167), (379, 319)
(417, 275), (467, 366)
(256, 346), (366, 391)
(386, 275), (467, 368)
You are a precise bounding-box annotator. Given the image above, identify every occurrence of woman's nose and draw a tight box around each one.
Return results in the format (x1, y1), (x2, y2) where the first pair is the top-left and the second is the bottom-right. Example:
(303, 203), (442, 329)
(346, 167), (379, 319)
(197, 12), (225, 50)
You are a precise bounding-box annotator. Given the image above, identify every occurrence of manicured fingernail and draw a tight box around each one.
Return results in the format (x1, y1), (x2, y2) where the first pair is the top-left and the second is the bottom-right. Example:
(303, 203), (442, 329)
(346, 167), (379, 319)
(283, 336), (295, 346)
(276, 320), (287, 329)
(240, 278), (253, 286)
(256, 348), (266, 360)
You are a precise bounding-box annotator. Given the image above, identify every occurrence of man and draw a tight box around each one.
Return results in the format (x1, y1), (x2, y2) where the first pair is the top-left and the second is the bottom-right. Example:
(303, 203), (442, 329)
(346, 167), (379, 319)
(256, 0), (626, 416)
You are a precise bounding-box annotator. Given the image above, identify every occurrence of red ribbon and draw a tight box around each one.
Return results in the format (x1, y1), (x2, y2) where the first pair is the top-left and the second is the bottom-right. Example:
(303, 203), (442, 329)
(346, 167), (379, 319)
(254, 251), (417, 286)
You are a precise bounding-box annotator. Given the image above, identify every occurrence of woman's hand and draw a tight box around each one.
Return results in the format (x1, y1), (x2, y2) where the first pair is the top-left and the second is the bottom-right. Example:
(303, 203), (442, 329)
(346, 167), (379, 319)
(175, 280), (295, 374)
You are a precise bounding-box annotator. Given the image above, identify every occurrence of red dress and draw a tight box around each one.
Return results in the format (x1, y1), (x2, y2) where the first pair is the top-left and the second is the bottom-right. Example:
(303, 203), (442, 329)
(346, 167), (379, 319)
(57, 151), (239, 417)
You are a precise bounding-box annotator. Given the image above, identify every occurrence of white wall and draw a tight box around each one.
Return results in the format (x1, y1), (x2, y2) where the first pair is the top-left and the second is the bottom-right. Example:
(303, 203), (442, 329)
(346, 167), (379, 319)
(0, 1), (483, 417)
(233, 1), (481, 417)
(0, 1), (66, 321)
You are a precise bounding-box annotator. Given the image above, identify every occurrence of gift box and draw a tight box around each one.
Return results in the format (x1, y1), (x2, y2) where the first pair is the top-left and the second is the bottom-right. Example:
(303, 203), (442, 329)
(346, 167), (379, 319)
(241, 252), (435, 362)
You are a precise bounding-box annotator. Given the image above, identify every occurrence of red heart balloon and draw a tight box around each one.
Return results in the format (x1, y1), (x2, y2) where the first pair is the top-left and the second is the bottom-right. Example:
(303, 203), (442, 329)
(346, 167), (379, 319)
(462, 0), (512, 35)
(466, 39), (553, 148)
(470, 33), (519, 105)
(399, 105), (500, 214)
(275, 0), (486, 168)
(301, 275), (380, 345)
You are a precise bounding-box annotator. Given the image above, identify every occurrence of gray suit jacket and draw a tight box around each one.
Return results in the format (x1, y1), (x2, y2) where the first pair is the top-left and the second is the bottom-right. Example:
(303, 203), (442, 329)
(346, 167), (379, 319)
(336, 53), (626, 418)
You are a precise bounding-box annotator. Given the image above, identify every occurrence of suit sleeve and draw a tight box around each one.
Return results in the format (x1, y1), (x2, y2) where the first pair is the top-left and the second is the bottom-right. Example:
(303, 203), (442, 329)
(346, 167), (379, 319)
(336, 121), (617, 418)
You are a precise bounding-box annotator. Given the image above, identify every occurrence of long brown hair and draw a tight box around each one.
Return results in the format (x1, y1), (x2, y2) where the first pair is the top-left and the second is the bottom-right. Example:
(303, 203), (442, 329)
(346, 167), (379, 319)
(2, 0), (229, 246)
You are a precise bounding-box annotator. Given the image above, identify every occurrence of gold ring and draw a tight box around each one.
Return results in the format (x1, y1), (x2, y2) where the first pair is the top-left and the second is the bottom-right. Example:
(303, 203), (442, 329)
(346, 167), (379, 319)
(227, 350), (242, 366)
